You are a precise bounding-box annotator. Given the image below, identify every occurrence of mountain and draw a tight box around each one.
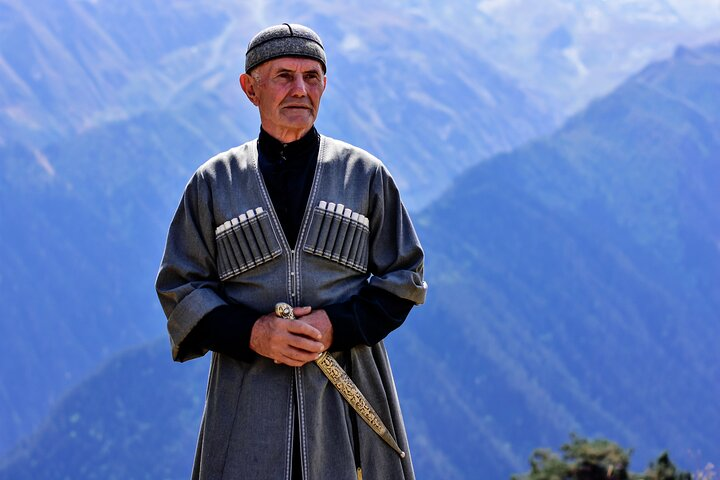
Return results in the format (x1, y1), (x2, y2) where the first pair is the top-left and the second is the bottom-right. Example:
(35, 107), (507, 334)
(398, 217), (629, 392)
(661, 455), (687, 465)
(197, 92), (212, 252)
(0, 0), (557, 204)
(0, 0), (555, 456)
(0, 340), (208, 480)
(6, 0), (720, 147)
(0, 105), (233, 454)
(0, 0), (229, 144)
(399, 41), (720, 476)
(388, 0), (720, 116)
(3, 41), (718, 479)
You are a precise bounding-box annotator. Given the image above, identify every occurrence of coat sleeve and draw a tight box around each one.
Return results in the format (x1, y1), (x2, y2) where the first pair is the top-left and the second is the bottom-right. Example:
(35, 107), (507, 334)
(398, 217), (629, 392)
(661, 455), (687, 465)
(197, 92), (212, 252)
(155, 171), (227, 361)
(366, 163), (428, 305)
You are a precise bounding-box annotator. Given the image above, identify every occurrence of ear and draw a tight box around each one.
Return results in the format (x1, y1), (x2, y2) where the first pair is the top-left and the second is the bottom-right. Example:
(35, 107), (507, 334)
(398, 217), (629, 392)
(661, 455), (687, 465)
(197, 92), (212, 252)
(240, 73), (258, 106)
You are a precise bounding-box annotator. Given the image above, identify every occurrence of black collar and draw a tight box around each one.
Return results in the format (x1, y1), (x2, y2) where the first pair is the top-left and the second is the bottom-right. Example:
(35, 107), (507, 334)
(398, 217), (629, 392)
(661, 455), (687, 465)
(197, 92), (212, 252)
(258, 126), (320, 164)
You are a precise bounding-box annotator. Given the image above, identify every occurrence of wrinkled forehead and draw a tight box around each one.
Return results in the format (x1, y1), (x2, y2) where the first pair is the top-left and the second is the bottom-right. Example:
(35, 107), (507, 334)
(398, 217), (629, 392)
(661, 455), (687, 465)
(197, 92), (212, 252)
(254, 56), (325, 75)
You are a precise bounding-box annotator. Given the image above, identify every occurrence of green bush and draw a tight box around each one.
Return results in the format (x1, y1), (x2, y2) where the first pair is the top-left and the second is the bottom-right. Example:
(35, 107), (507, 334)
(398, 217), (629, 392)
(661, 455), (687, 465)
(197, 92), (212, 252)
(512, 435), (692, 480)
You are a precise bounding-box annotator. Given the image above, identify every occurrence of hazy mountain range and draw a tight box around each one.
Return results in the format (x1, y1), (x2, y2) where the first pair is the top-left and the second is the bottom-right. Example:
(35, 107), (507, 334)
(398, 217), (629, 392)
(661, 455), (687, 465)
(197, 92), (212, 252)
(403, 41), (720, 476)
(1, 0), (719, 478)
(387, 0), (720, 116)
(3, 35), (719, 480)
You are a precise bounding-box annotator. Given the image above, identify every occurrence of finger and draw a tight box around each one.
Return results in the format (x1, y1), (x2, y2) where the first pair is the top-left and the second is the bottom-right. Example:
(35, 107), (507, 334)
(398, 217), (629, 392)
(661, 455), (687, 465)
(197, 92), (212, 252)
(288, 345), (323, 361)
(293, 306), (312, 317)
(274, 355), (304, 367)
(286, 320), (322, 340)
(276, 349), (318, 367)
(286, 334), (325, 354)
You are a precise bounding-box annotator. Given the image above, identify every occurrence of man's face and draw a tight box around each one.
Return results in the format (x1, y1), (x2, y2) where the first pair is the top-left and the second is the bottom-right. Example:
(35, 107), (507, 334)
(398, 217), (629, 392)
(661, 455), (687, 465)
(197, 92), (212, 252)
(241, 57), (326, 141)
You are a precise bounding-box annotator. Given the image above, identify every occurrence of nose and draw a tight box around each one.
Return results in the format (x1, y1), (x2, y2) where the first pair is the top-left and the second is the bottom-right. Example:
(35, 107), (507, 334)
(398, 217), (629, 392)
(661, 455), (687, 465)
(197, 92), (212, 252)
(289, 74), (307, 97)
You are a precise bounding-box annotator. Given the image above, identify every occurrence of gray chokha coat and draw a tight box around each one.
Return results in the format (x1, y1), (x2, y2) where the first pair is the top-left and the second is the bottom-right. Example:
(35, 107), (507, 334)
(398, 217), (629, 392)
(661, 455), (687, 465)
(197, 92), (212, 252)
(156, 135), (427, 479)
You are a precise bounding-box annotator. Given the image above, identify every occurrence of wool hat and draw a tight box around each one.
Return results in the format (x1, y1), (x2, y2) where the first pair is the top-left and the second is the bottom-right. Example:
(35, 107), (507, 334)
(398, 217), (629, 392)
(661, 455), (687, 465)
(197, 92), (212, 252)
(245, 23), (326, 73)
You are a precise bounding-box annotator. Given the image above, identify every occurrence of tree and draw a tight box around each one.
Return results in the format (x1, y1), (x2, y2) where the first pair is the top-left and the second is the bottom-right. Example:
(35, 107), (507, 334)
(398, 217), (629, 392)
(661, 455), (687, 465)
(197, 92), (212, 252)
(512, 435), (691, 480)
(641, 452), (691, 480)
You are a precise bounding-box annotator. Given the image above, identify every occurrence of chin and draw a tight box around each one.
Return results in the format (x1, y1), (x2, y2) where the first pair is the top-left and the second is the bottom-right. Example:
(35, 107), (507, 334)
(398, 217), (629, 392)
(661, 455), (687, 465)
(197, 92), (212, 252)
(283, 119), (315, 130)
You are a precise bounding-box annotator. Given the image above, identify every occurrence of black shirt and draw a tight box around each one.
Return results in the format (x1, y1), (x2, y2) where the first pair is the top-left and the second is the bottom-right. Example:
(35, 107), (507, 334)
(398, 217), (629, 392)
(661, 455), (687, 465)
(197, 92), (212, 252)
(256, 126), (320, 249)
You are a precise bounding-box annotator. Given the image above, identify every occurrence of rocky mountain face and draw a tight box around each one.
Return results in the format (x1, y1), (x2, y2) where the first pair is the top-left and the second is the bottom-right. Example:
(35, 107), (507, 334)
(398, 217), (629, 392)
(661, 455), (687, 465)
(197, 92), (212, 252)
(0, 0), (228, 144)
(2, 40), (718, 479)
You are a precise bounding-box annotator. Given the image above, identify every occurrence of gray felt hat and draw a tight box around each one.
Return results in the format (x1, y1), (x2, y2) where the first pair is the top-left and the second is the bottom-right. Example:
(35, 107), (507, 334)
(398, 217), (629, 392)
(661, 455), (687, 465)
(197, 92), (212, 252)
(245, 23), (326, 73)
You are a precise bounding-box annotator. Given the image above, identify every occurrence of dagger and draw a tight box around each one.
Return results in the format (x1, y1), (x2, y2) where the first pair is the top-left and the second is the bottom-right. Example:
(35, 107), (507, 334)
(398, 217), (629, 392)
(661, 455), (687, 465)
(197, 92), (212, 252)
(275, 302), (406, 459)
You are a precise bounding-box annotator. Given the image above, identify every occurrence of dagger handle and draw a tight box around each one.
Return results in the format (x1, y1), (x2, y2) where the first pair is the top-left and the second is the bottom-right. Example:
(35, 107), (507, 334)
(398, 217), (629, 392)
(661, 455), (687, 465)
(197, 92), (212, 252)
(275, 302), (295, 320)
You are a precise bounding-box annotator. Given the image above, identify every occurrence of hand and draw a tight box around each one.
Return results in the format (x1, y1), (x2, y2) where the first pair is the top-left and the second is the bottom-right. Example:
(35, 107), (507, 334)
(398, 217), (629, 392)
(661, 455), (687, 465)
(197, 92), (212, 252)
(293, 307), (334, 352)
(249, 309), (325, 367)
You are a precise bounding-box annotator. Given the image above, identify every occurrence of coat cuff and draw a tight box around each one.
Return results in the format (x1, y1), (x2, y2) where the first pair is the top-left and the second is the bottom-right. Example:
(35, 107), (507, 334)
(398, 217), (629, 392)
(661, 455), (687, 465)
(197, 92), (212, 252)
(167, 287), (227, 361)
(178, 304), (261, 363)
(323, 284), (415, 351)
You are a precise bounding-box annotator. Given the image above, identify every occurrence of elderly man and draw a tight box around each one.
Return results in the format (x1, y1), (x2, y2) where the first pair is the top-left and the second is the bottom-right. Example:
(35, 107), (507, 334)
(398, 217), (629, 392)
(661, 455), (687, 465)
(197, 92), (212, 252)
(156, 23), (426, 480)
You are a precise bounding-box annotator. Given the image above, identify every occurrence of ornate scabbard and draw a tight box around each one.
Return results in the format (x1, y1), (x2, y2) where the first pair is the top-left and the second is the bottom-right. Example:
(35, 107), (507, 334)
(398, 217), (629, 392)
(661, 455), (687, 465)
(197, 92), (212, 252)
(275, 302), (405, 458)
